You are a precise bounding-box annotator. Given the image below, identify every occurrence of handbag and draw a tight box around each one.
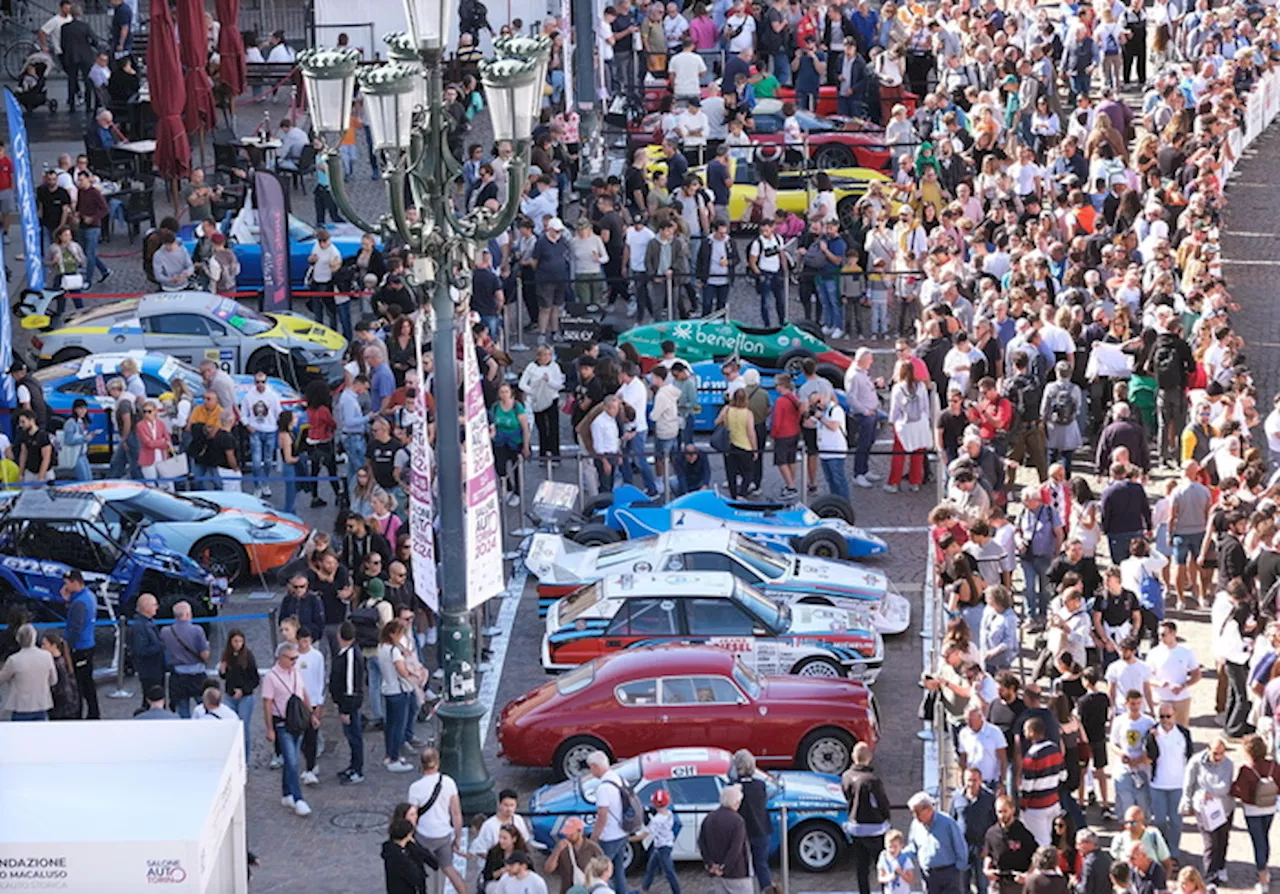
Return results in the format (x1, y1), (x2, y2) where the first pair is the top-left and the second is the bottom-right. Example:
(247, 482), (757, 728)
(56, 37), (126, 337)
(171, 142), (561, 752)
(59, 273), (85, 291)
(155, 453), (190, 480)
(709, 424), (730, 453)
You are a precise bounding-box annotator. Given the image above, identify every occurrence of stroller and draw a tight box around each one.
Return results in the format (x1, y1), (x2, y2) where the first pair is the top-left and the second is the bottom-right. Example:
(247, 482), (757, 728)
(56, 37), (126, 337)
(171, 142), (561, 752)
(15, 55), (57, 114)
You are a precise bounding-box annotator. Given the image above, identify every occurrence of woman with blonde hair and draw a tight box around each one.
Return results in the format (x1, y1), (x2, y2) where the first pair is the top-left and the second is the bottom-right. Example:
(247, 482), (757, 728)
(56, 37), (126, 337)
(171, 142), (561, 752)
(583, 856), (614, 894)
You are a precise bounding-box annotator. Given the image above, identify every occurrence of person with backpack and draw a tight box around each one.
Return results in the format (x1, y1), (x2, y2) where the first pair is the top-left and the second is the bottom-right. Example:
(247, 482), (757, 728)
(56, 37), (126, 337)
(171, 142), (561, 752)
(406, 747), (470, 894)
(587, 749), (639, 894)
(1015, 486), (1064, 630)
(261, 641), (314, 817)
(352, 574), (394, 731)
(1003, 351), (1049, 485)
(1041, 361), (1084, 475)
(1230, 733), (1279, 894)
(1150, 322), (1194, 469)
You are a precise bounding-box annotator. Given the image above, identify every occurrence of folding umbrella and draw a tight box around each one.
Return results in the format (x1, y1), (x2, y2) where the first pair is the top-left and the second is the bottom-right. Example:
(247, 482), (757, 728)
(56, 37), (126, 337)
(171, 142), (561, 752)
(215, 0), (246, 99)
(146, 0), (190, 181)
(177, 0), (216, 134)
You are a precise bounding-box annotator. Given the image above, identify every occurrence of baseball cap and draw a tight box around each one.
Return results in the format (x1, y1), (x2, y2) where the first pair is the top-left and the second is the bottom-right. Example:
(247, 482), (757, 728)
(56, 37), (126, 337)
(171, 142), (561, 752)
(547, 217), (566, 232)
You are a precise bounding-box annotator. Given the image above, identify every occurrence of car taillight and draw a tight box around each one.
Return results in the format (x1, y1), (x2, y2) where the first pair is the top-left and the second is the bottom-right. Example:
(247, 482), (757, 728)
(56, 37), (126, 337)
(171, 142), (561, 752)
(30, 337), (42, 349)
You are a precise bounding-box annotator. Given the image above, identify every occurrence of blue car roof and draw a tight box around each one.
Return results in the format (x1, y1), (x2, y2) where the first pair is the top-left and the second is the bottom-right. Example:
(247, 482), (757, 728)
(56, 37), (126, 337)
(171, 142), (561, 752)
(6, 488), (102, 522)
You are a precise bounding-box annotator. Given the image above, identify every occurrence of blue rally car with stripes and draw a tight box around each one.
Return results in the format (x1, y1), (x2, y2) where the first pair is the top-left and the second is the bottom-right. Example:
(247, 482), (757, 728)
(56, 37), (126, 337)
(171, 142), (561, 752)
(525, 530), (910, 634)
(541, 571), (884, 682)
(528, 747), (851, 873)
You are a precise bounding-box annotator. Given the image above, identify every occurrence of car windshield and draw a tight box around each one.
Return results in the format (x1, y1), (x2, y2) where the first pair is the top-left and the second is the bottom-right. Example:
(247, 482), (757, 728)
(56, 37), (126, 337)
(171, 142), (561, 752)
(732, 659), (761, 699)
(558, 582), (603, 623)
(728, 534), (789, 580)
(578, 757), (642, 804)
(115, 488), (218, 523)
(30, 361), (82, 383)
(731, 580), (787, 633)
(594, 540), (649, 568)
(555, 662), (595, 697)
(211, 298), (275, 336)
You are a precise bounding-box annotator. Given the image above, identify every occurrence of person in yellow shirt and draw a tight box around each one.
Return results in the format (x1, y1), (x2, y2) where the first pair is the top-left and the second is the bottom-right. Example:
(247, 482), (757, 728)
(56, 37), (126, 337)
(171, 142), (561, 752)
(187, 390), (226, 434)
(715, 389), (758, 499)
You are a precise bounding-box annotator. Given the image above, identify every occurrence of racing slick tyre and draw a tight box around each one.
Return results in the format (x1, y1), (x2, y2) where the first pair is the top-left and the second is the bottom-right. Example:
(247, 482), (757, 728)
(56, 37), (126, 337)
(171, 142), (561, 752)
(779, 347), (816, 376)
(813, 144), (855, 169)
(191, 535), (250, 584)
(582, 492), (615, 515)
(798, 727), (855, 775)
(246, 349), (285, 379)
(792, 656), (845, 679)
(553, 735), (611, 781)
(50, 347), (90, 365)
(795, 528), (849, 560)
(814, 362), (845, 389)
(790, 819), (847, 872)
(572, 523), (623, 547)
(808, 494), (856, 525)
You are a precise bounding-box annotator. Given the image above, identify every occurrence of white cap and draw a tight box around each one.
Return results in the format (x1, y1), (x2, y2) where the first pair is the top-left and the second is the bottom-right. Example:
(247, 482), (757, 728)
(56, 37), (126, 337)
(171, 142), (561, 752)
(546, 217), (565, 232)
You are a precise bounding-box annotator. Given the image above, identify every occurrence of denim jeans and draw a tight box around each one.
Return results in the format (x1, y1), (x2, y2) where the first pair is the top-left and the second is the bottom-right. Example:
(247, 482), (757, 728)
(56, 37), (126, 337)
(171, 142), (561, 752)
(383, 690), (413, 761)
(643, 845), (682, 894)
(281, 462), (297, 514)
(1245, 813), (1273, 870)
(108, 432), (141, 479)
(342, 708), (365, 775)
(72, 455), (91, 482)
(11, 710), (48, 720)
(821, 456), (849, 498)
(1107, 531), (1142, 563)
(1113, 769), (1151, 820)
(1020, 555), (1054, 621)
(621, 433), (658, 494)
(224, 693), (255, 766)
(870, 296), (889, 335)
(343, 433), (367, 485)
(748, 834), (772, 889)
(273, 720), (303, 801)
(81, 225), (109, 278)
(852, 412), (877, 477)
(601, 837), (630, 894)
(366, 655), (385, 722)
(757, 271), (785, 326)
(335, 300), (353, 342)
(772, 51), (792, 86)
(1149, 787), (1182, 858)
(817, 277), (841, 329)
(701, 281), (730, 316)
(191, 460), (221, 490)
(339, 143), (357, 177)
(249, 430), (276, 492)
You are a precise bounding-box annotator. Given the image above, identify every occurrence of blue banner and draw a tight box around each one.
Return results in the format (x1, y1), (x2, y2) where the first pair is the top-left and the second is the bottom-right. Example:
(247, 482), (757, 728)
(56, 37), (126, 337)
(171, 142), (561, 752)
(4, 89), (43, 291)
(254, 171), (292, 313)
(0, 232), (12, 409)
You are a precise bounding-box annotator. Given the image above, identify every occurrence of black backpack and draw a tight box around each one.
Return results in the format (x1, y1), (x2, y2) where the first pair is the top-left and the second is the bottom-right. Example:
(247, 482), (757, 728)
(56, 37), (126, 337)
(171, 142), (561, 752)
(350, 601), (383, 649)
(272, 669), (309, 736)
(1006, 375), (1039, 424)
(1048, 386), (1077, 426)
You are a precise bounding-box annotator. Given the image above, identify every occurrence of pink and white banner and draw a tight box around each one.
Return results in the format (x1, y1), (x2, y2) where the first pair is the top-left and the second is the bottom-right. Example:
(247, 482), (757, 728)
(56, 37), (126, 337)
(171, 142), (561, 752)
(410, 314), (439, 612)
(461, 328), (505, 609)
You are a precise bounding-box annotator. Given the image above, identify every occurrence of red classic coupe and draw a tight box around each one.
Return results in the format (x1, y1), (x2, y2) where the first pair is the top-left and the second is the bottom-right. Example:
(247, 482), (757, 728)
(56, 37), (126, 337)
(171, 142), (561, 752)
(497, 644), (880, 780)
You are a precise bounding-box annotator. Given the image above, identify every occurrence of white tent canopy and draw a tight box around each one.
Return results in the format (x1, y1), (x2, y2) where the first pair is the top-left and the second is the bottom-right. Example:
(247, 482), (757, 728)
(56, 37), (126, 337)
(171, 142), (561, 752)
(0, 721), (247, 894)
(312, 0), (557, 59)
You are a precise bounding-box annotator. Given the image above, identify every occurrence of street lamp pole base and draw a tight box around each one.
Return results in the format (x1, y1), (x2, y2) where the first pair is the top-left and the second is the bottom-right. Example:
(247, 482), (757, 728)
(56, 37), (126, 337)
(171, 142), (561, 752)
(436, 698), (496, 816)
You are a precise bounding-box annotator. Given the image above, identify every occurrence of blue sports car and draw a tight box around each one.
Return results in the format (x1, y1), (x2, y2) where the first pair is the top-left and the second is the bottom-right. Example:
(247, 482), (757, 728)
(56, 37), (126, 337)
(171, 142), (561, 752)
(0, 487), (228, 621)
(686, 361), (849, 432)
(178, 204), (370, 288)
(527, 747), (849, 873)
(574, 485), (888, 560)
(30, 351), (303, 459)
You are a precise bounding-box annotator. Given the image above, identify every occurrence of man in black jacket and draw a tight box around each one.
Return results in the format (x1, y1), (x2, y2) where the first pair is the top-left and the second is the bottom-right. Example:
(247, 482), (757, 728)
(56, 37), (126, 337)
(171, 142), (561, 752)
(329, 621), (366, 784)
(1151, 321), (1195, 468)
(844, 742), (893, 894)
(698, 785), (753, 894)
(130, 593), (165, 711)
(59, 4), (97, 113)
(1073, 829), (1112, 894)
(982, 795), (1036, 894)
(949, 766), (996, 894)
(1096, 403), (1150, 473)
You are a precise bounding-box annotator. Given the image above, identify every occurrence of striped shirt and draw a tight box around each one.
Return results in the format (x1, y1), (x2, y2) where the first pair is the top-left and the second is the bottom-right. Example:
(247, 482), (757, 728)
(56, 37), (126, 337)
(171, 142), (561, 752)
(1019, 740), (1066, 811)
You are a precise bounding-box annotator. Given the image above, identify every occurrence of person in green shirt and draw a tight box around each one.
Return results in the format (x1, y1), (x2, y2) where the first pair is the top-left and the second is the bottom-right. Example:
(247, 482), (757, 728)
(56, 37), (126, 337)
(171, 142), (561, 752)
(751, 70), (780, 98)
(489, 382), (531, 506)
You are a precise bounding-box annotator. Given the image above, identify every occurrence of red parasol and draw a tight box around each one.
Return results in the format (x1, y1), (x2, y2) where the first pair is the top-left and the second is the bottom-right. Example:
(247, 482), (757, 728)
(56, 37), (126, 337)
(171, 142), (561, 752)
(177, 0), (216, 134)
(146, 0), (190, 180)
(215, 0), (246, 98)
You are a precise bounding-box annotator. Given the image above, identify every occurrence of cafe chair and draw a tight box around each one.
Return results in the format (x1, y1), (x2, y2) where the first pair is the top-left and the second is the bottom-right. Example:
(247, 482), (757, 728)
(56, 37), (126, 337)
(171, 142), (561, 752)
(288, 144), (317, 193)
(124, 187), (157, 243)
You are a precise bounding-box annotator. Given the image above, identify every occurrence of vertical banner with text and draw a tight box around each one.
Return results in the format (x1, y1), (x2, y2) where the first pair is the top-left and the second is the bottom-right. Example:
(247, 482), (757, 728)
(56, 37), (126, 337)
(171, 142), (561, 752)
(410, 313), (439, 612)
(461, 327), (505, 609)
(5, 89), (44, 290)
(254, 171), (292, 313)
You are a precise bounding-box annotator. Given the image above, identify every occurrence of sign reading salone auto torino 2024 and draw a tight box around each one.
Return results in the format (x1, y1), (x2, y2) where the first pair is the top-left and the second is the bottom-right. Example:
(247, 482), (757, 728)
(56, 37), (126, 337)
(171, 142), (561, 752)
(462, 329), (505, 609)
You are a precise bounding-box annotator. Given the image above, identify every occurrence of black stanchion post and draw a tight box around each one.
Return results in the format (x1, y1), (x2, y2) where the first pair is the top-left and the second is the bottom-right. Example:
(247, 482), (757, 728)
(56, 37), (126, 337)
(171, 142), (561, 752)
(269, 608), (279, 654)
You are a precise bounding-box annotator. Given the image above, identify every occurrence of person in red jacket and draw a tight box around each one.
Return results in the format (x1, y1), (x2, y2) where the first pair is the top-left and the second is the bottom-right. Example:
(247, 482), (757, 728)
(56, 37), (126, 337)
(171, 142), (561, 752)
(969, 377), (1015, 456)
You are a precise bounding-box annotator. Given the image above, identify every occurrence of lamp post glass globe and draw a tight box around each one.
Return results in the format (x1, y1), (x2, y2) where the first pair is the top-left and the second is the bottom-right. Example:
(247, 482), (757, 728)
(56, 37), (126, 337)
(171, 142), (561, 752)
(298, 48), (361, 134)
(359, 64), (419, 151)
(383, 31), (429, 112)
(403, 0), (454, 50)
(481, 56), (547, 144)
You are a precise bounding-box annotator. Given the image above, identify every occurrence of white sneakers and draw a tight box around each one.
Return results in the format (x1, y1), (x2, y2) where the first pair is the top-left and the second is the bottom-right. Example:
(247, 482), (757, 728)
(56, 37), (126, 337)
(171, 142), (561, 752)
(854, 475), (873, 489)
(301, 770), (319, 786)
(269, 755), (284, 770)
(294, 800), (312, 817)
(384, 757), (414, 773)
(281, 795), (294, 808)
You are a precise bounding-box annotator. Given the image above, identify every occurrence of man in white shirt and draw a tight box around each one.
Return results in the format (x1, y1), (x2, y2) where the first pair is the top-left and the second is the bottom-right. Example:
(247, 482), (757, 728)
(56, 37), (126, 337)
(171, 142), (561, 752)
(1264, 393), (1280, 468)
(1147, 704), (1191, 860)
(587, 750), (631, 894)
(650, 366), (682, 479)
(590, 396), (623, 493)
(957, 704), (1008, 786)
(275, 118), (309, 171)
(192, 684), (239, 720)
(470, 788), (537, 855)
(295, 627), (327, 786)
(724, 0), (756, 52)
(677, 97), (710, 164)
(1106, 636), (1154, 715)
(617, 363), (658, 495)
(407, 748), (469, 894)
(38, 0), (71, 58)
(814, 391), (850, 499)
(88, 52), (111, 92)
(1144, 621), (1201, 727)
(1109, 689), (1156, 819)
(240, 372), (283, 498)
(265, 30), (295, 63)
(668, 38), (707, 99)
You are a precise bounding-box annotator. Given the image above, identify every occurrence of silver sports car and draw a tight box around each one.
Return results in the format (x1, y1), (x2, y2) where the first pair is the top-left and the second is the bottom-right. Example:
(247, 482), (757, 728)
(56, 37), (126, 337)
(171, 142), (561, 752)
(32, 292), (347, 386)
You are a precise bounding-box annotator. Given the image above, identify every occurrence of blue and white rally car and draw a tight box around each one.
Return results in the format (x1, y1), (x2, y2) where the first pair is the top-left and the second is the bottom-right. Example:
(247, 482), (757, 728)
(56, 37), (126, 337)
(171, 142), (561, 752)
(0, 488), (227, 621)
(528, 747), (849, 873)
(573, 486), (887, 560)
(526, 530), (909, 633)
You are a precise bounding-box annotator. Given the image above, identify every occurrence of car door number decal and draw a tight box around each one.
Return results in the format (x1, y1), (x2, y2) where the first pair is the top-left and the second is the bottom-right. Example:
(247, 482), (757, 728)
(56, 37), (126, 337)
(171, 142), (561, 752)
(669, 764), (699, 778)
(204, 349), (234, 374)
